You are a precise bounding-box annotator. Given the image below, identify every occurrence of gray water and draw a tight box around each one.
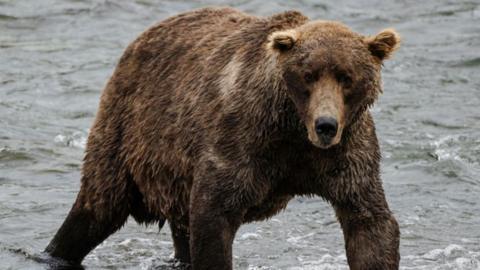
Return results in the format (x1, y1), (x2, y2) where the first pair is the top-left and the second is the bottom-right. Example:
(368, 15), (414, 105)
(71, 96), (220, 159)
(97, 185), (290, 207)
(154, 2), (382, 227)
(1, 0), (479, 269)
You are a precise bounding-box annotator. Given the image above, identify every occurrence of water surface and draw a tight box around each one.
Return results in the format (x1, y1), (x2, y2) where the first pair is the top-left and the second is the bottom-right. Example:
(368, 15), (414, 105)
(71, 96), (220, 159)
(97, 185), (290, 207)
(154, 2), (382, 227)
(1, 0), (479, 269)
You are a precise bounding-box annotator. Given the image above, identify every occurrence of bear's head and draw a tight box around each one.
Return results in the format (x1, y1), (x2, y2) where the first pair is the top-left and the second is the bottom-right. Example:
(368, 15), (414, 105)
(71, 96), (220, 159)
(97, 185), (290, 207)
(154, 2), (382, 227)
(268, 21), (400, 148)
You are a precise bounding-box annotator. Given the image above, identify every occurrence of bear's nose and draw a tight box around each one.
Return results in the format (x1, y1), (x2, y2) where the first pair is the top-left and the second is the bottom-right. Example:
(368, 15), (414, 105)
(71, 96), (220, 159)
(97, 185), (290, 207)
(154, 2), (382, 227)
(315, 117), (338, 140)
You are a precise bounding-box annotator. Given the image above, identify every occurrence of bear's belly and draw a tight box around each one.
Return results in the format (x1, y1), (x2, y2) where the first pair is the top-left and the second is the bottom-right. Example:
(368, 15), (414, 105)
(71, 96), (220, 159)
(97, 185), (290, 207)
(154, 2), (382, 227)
(133, 171), (193, 223)
(243, 194), (293, 223)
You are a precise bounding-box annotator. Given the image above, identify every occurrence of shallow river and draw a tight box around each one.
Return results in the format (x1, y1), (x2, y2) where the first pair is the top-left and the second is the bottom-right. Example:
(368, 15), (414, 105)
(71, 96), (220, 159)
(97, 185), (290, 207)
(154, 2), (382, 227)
(1, 0), (479, 269)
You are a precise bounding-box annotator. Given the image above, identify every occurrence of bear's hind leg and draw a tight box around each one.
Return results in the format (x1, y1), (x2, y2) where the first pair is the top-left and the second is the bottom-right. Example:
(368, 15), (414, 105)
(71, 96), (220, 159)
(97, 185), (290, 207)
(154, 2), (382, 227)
(169, 219), (191, 265)
(44, 176), (130, 266)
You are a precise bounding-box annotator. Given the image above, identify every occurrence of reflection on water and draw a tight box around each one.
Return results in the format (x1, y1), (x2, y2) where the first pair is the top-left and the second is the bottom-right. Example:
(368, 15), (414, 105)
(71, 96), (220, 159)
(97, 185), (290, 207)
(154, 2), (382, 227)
(1, 0), (479, 269)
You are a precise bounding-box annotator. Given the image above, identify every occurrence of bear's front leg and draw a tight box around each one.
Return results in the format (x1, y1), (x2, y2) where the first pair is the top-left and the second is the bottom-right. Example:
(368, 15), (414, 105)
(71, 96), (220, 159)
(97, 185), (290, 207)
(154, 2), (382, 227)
(333, 185), (400, 270)
(188, 160), (268, 270)
(337, 207), (399, 270)
(189, 203), (242, 270)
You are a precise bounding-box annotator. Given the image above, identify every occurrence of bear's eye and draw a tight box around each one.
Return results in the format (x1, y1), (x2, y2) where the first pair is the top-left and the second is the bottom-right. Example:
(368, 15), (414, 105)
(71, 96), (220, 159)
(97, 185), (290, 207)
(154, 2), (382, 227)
(336, 73), (353, 88)
(304, 72), (315, 84)
(300, 89), (310, 99)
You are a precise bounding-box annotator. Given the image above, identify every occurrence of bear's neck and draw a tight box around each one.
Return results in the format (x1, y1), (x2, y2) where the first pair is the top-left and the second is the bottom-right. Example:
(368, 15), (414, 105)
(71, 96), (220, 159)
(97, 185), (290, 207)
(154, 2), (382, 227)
(229, 50), (306, 147)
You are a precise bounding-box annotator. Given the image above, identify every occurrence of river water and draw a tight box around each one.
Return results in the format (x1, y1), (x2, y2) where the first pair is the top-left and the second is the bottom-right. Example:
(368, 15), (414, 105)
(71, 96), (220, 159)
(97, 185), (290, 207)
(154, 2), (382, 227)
(1, 0), (479, 269)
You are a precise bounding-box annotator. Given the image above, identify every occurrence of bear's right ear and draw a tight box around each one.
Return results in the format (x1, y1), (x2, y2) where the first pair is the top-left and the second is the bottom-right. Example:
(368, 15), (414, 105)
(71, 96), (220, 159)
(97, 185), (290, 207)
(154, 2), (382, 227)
(268, 30), (298, 52)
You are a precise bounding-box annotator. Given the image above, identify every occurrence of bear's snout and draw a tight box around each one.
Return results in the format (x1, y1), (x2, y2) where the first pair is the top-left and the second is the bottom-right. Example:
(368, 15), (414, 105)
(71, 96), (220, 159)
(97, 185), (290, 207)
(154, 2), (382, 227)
(315, 117), (338, 144)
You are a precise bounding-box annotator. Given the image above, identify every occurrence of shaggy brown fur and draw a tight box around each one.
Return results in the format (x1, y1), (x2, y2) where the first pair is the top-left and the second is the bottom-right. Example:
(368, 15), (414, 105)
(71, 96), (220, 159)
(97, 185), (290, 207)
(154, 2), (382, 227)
(45, 7), (400, 270)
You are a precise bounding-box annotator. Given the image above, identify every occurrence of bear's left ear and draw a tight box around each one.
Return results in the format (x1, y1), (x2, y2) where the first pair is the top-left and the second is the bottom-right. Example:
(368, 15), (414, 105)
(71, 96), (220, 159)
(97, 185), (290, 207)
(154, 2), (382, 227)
(268, 29), (298, 52)
(365, 29), (400, 61)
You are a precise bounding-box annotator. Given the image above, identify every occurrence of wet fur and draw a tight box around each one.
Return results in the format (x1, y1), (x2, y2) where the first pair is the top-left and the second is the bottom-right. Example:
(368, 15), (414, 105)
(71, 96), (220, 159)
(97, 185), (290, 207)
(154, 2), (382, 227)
(45, 7), (400, 270)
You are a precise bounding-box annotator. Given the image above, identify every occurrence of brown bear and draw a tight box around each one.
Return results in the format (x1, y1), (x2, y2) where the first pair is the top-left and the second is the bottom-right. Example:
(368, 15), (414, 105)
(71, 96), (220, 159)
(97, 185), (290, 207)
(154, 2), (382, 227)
(44, 7), (400, 270)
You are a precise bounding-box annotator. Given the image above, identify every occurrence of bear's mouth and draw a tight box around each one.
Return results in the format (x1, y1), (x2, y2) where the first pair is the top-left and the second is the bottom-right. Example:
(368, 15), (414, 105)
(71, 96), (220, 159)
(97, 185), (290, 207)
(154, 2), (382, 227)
(309, 138), (338, 149)
(307, 126), (342, 149)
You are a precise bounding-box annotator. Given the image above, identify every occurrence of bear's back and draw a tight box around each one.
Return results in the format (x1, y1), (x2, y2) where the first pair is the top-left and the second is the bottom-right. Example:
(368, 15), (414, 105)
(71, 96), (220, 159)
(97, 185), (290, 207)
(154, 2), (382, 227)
(131, 7), (257, 80)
